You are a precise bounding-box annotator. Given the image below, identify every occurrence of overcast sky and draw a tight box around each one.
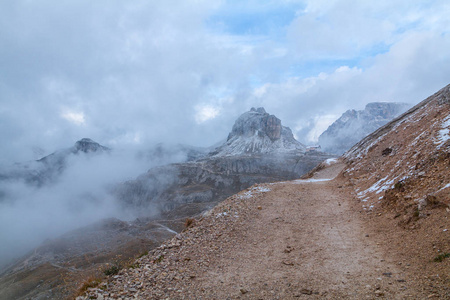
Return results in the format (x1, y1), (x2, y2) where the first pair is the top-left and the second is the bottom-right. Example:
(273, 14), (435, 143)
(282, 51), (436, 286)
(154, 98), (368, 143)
(1, 0), (449, 164)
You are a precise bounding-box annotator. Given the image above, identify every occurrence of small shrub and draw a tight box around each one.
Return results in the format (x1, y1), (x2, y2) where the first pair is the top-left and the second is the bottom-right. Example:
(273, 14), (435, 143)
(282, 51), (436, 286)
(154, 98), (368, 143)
(128, 262), (140, 269)
(185, 218), (195, 228)
(433, 252), (450, 262)
(137, 251), (148, 259)
(103, 264), (120, 276)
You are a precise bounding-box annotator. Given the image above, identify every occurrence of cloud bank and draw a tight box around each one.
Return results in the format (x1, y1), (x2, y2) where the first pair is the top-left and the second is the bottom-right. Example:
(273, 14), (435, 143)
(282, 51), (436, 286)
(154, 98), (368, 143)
(1, 0), (449, 164)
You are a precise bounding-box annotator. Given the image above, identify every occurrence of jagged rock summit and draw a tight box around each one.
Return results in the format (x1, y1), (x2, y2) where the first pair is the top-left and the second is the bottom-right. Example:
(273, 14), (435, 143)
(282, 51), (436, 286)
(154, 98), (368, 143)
(319, 102), (410, 155)
(211, 107), (305, 156)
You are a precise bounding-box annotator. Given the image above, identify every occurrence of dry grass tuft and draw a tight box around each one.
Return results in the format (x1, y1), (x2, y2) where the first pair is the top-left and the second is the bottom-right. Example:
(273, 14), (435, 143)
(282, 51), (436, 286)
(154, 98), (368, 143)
(185, 218), (195, 228)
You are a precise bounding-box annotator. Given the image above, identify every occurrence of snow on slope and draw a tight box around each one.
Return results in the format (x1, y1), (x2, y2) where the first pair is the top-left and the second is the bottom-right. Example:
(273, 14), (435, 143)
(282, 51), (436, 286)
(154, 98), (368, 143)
(343, 84), (450, 211)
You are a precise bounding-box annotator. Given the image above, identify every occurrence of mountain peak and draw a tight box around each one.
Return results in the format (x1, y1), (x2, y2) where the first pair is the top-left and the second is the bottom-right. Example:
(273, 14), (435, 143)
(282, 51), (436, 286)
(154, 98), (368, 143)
(250, 107), (267, 114)
(228, 107), (281, 142)
(74, 138), (110, 153)
(211, 108), (305, 156)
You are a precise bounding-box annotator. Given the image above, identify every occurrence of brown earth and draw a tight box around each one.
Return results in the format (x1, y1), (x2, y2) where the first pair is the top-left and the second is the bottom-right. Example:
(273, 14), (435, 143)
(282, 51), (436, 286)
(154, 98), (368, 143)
(78, 160), (449, 299)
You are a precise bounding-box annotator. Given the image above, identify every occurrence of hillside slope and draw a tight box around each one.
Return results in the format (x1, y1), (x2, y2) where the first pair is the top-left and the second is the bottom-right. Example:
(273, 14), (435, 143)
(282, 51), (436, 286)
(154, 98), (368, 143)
(343, 84), (449, 215)
(77, 84), (449, 299)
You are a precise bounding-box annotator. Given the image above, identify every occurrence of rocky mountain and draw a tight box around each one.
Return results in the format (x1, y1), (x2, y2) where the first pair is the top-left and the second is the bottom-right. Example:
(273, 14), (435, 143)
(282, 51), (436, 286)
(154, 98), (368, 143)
(319, 102), (410, 154)
(210, 107), (305, 156)
(0, 108), (332, 300)
(0, 138), (110, 187)
(115, 107), (322, 216)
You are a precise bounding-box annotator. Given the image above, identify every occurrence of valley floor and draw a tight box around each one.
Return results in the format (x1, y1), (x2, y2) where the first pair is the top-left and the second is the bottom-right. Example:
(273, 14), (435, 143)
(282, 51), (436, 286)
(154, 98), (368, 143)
(79, 161), (449, 299)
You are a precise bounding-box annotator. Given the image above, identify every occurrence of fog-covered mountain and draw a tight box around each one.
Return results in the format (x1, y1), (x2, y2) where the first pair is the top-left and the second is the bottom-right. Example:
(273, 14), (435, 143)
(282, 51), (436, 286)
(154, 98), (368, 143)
(319, 102), (410, 154)
(0, 138), (110, 187)
(211, 107), (305, 156)
(0, 107), (332, 300)
(117, 107), (322, 215)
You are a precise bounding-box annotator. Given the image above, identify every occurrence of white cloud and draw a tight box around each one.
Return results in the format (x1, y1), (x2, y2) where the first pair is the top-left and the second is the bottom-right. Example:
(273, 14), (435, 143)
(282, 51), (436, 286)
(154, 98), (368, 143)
(0, 0), (449, 161)
(306, 114), (340, 143)
(195, 105), (221, 123)
(61, 111), (86, 126)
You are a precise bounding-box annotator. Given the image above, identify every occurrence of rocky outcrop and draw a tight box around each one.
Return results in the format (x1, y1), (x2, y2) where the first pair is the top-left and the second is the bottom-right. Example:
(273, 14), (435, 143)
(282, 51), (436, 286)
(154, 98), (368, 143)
(319, 102), (410, 155)
(211, 107), (305, 156)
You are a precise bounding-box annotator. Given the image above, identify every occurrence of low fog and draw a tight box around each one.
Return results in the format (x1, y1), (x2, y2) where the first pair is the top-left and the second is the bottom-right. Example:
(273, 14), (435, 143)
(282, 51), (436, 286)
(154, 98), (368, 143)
(0, 143), (196, 269)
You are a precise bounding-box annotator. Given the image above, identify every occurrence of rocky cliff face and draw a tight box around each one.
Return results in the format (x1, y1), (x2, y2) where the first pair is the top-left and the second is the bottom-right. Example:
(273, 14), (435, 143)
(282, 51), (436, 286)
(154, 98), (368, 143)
(116, 152), (328, 215)
(319, 102), (410, 155)
(211, 107), (305, 156)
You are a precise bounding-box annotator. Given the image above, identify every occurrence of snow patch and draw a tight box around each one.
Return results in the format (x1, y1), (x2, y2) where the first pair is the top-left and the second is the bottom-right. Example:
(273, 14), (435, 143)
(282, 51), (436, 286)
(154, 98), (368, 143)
(436, 183), (450, 193)
(435, 115), (450, 148)
(216, 212), (228, 218)
(292, 178), (331, 184)
(324, 158), (338, 165)
(238, 186), (271, 199)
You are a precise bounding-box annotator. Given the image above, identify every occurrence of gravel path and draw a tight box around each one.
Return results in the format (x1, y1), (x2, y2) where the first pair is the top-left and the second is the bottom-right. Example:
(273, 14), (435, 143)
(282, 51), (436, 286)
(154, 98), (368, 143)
(79, 161), (421, 299)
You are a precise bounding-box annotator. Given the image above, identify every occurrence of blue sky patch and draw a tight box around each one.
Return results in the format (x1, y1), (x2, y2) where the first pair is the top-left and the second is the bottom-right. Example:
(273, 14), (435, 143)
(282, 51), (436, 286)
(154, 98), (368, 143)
(207, 1), (304, 36)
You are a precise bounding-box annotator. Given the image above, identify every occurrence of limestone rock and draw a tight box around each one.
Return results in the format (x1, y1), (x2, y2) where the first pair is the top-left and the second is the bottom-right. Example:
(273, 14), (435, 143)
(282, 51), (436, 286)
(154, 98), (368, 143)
(212, 107), (305, 156)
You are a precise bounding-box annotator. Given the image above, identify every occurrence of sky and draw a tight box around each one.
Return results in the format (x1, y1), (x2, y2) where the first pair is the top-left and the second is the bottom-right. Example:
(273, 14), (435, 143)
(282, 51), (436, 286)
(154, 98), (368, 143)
(1, 0), (450, 163)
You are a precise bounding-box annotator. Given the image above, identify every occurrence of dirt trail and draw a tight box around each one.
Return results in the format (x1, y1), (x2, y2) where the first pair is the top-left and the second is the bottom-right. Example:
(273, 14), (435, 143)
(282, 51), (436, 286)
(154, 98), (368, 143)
(192, 162), (412, 299)
(81, 161), (425, 299)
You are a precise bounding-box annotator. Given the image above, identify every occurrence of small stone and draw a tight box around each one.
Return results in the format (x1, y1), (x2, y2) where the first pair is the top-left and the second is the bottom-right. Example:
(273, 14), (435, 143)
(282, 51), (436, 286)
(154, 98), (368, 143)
(374, 290), (384, 297)
(257, 206), (262, 210)
(300, 288), (313, 295)
(240, 288), (248, 294)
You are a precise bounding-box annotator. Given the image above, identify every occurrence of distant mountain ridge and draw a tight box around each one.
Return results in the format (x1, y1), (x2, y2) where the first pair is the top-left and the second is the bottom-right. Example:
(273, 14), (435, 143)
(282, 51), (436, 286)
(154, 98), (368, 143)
(0, 138), (110, 187)
(319, 102), (410, 154)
